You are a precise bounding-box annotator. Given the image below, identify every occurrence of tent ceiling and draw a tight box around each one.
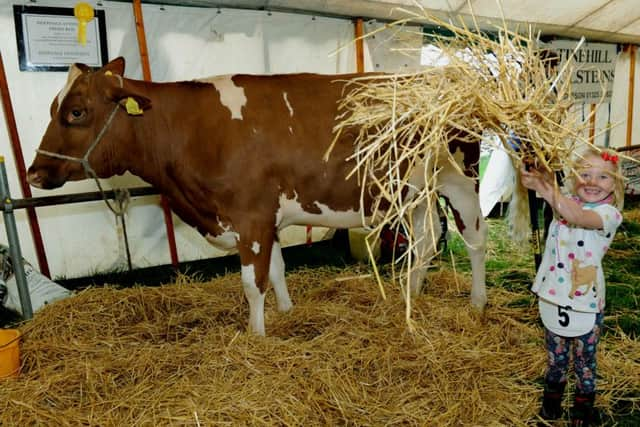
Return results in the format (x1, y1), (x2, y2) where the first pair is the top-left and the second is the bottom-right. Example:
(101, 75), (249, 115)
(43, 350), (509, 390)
(134, 0), (640, 44)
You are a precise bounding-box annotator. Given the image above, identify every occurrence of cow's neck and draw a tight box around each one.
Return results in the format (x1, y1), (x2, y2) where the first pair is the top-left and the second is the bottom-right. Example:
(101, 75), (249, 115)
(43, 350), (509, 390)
(117, 78), (226, 234)
(118, 79), (193, 187)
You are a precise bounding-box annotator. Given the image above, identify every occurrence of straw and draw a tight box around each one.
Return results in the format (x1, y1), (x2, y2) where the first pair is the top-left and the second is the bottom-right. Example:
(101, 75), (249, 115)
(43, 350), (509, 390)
(324, 6), (640, 321)
(1, 268), (637, 426)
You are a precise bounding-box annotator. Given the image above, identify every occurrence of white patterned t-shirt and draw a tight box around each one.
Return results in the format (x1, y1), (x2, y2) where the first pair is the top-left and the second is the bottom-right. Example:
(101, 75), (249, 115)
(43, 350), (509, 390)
(531, 203), (622, 313)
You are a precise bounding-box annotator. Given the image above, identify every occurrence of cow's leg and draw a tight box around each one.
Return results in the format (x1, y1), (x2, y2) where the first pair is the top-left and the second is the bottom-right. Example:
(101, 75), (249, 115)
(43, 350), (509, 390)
(237, 228), (276, 336)
(269, 239), (293, 312)
(439, 170), (488, 311)
(409, 200), (442, 295)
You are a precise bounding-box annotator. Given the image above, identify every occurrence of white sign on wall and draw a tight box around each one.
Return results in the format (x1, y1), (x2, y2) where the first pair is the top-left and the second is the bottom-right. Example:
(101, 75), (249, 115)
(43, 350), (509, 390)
(550, 40), (618, 103)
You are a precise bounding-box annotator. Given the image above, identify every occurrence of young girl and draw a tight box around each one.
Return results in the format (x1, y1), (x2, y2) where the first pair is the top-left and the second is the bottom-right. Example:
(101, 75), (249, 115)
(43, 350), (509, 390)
(520, 146), (624, 426)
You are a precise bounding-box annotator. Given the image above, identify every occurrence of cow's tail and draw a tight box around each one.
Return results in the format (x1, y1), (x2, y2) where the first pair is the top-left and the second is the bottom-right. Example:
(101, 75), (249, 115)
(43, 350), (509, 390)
(506, 167), (533, 247)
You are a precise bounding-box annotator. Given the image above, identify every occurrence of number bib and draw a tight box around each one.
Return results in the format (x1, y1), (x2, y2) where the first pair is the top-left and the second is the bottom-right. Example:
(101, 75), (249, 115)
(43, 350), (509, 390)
(538, 298), (597, 337)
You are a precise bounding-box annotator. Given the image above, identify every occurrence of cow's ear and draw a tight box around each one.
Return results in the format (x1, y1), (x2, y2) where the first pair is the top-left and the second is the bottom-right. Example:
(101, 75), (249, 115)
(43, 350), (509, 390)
(102, 57), (125, 76)
(116, 93), (151, 115)
(104, 85), (151, 114)
(100, 74), (152, 114)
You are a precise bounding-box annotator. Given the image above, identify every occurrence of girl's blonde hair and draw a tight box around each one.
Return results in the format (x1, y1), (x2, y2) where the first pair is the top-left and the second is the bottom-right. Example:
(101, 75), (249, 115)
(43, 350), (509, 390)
(565, 145), (626, 210)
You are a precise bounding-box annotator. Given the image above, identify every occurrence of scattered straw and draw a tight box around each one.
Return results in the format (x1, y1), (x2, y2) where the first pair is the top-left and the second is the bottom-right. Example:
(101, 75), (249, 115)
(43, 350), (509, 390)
(326, 6), (640, 324)
(2, 267), (638, 426)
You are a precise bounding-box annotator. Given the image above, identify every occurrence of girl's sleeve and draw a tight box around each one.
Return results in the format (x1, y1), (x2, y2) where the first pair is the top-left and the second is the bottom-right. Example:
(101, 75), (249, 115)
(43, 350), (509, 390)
(593, 204), (623, 237)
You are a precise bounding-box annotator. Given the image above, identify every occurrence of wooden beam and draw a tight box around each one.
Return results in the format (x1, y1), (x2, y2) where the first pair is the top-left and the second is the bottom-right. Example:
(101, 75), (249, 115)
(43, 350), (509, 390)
(626, 44), (636, 147)
(132, 0), (180, 268)
(589, 103), (596, 145)
(355, 18), (365, 73)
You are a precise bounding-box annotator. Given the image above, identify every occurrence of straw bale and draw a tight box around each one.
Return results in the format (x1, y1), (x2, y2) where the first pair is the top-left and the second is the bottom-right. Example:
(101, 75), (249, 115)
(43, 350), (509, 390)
(1, 267), (638, 426)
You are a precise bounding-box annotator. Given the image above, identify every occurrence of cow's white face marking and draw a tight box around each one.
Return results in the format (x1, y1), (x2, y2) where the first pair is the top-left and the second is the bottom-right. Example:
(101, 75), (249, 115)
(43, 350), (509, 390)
(204, 221), (239, 250)
(251, 241), (261, 255)
(275, 192), (367, 229)
(201, 75), (247, 120)
(56, 65), (83, 111)
(283, 92), (294, 116)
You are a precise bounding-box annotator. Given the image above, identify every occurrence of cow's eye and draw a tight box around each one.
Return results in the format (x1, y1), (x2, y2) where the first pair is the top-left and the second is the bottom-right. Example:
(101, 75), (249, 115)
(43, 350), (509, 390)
(67, 109), (87, 123)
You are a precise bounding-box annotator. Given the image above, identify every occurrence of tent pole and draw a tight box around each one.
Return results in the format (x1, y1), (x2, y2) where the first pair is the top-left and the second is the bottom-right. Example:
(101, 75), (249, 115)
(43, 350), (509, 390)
(132, 0), (180, 268)
(626, 44), (636, 147)
(0, 52), (50, 278)
(355, 18), (365, 73)
(589, 103), (596, 144)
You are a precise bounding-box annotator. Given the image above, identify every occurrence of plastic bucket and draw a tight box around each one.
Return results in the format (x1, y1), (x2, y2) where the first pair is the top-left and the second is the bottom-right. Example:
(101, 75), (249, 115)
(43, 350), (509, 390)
(0, 329), (21, 379)
(348, 228), (380, 262)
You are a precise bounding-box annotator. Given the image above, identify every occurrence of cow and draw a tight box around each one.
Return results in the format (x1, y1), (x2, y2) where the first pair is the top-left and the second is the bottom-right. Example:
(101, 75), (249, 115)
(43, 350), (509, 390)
(27, 57), (487, 336)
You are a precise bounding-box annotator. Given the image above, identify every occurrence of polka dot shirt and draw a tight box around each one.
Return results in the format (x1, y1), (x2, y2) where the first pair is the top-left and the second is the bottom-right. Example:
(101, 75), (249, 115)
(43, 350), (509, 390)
(531, 203), (622, 313)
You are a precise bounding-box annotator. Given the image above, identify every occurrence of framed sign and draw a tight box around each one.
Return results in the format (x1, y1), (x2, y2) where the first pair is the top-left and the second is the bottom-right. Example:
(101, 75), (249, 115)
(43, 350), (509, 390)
(550, 40), (618, 104)
(13, 5), (108, 72)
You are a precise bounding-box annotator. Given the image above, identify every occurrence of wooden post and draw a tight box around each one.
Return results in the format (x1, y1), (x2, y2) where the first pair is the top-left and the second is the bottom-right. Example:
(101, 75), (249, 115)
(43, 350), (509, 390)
(0, 52), (50, 277)
(626, 44), (636, 147)
(132, 0), (180, 268)
(589, 103), (596, 145)
(355, 18), (365, 73)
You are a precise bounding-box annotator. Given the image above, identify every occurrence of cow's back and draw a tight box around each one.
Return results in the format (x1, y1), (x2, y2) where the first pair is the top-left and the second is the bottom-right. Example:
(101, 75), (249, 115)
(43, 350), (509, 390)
(195, 73), (371, 218)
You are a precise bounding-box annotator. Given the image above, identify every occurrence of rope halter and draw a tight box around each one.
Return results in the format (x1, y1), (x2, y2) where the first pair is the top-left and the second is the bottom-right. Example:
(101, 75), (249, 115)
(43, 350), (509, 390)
(35, 74), (129, 216)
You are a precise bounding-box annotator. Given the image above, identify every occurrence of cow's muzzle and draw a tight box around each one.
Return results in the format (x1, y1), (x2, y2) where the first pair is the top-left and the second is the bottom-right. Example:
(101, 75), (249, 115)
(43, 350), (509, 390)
(26, 166), (66, 189)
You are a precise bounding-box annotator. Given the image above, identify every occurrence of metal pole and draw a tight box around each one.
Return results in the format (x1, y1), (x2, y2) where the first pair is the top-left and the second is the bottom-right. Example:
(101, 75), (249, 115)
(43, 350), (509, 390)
(0, 51), (50, 277)
(0, 156), (33, 319)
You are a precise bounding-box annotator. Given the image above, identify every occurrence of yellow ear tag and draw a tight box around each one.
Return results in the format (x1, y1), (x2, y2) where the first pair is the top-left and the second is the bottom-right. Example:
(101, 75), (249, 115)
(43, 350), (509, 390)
(105, 71), (112, 76)
(125, 97), (144, 115)
(74, 2), (94, 46)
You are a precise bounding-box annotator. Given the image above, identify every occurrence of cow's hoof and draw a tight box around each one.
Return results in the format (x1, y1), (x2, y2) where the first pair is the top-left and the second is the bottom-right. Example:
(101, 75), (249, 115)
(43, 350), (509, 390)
(470, 302), (488, 323)
(277, 300), (293, 312)
(470, 292), (487, 313)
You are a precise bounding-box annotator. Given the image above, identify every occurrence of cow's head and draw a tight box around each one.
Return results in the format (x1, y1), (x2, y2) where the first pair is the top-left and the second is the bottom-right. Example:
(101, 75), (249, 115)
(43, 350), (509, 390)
(27, 57), (150, 189)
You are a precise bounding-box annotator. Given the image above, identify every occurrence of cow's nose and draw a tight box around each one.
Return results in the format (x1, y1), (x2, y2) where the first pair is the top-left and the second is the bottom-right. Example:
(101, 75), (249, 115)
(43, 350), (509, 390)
(26, 168), (44, 188)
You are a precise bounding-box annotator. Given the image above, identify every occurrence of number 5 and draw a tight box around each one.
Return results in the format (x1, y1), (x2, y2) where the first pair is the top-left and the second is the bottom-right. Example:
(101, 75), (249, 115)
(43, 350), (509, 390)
(558, 305), (570, 327)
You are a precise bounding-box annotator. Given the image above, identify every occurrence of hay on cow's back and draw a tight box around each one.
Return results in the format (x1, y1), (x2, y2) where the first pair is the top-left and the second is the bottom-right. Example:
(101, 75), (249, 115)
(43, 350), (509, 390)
(2, 266), (638, 426)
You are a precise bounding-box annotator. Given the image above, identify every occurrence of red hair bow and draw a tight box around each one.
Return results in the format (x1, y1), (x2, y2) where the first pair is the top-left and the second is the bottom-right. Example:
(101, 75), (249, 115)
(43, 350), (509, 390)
(601, 152), (618, 164)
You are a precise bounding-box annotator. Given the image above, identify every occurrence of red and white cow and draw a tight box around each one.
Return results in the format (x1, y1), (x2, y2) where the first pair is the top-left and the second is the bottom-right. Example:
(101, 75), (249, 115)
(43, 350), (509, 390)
(27, 57), (487, 336)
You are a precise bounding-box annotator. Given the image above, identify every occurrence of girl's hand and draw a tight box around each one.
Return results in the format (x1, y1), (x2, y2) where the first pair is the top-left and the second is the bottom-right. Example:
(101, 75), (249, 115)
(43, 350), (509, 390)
(520, 166), (605, 229)
(520, 166), (552, 194)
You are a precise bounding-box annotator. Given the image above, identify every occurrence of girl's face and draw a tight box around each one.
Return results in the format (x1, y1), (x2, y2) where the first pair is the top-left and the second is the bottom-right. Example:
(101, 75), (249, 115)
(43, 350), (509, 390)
(575, 154), (616, 204)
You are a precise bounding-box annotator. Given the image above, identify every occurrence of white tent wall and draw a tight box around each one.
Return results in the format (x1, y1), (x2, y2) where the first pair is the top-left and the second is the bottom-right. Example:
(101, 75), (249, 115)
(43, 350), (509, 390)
(0, 0), (360, 279)
(1, 0), (639, 280)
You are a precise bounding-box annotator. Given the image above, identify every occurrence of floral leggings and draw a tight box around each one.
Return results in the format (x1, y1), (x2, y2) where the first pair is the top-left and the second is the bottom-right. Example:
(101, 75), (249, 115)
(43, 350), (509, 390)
(544, 312), (604, 394)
